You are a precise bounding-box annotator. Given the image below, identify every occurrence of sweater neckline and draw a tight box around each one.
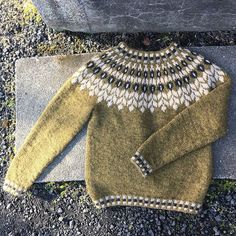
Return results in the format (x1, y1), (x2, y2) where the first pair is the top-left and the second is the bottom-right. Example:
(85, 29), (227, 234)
(108, 41), (184, 65)
(116, 41), (180, 57)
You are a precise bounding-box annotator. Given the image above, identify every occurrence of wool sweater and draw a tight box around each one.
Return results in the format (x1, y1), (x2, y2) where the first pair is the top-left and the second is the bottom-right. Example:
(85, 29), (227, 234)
(3, 41), (232, 215)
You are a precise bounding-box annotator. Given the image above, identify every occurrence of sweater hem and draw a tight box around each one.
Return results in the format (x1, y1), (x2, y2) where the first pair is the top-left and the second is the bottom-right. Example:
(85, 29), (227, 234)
(2, 179), (28, 197)
(93, 194), (202, 214)
(131, 151), (153, 177)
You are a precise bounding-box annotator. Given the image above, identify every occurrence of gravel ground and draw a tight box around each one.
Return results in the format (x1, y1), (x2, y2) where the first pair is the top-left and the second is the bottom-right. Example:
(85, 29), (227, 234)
(0, 1), (236, 235)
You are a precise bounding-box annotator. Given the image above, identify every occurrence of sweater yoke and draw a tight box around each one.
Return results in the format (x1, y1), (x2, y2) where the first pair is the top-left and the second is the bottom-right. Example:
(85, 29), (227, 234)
(71, 41), (226, 113)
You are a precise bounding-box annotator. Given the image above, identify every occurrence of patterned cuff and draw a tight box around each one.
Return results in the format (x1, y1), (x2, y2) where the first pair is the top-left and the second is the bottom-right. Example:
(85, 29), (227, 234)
(2, 179), (28, 197)
(131, 151), (153, 177)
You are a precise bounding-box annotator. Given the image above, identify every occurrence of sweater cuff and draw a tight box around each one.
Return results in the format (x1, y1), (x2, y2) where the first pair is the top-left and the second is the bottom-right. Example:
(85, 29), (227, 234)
(131, 151), (154, 177)
(2, 179), (28, 197)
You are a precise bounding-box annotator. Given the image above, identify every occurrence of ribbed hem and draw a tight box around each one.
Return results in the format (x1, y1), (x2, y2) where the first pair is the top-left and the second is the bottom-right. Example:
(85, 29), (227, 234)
(93, 195), (202, 214)
(2, 179), (28, 197)
(131, 151), (153, 177)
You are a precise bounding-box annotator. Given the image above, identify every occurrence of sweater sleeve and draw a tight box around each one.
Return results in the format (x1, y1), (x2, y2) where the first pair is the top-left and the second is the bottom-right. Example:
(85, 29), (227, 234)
(131, 67), (232, 178)
(3, 66), (98, 196)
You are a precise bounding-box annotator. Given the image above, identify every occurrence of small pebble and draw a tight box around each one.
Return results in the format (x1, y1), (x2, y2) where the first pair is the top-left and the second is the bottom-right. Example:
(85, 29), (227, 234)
(148, 230), (154, 236)
(69, 220), (74, 229)
(6, 203), (11, 210)
(213, 226), (220, 235)
(57, 208), (63, 214)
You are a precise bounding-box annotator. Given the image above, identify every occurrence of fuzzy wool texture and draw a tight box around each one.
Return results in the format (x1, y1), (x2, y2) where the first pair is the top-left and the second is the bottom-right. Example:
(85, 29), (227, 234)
(2, 43), (232, 215)
(137, 74), (232, 173)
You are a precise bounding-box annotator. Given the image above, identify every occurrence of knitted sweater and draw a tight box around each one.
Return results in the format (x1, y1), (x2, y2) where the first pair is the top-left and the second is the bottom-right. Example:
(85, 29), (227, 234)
(3, 41), (232, 215)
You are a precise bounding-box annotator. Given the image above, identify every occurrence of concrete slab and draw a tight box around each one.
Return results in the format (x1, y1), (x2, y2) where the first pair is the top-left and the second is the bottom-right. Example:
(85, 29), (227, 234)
(15, 46), (236, 182)
(190, 46), (236, 179)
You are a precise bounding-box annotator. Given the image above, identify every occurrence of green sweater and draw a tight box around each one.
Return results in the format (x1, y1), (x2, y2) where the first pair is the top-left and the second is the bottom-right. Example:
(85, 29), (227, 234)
(2, 41), (232, 215)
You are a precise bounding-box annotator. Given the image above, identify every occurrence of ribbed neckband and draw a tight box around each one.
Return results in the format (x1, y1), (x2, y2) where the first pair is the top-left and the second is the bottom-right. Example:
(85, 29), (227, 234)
(116, 41), (181, 57)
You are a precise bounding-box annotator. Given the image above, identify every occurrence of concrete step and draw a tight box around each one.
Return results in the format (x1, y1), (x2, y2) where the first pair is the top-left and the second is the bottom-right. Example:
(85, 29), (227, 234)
(32, 0), (236, 32)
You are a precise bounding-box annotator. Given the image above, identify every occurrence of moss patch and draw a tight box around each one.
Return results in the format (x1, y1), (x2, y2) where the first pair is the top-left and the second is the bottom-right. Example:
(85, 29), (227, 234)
(206, 179), (236, 201)
(213, 179), (236, 192)
(37, 43), (60, 55)
(22, 0), (42, 23)
(12, 0), (42, 24)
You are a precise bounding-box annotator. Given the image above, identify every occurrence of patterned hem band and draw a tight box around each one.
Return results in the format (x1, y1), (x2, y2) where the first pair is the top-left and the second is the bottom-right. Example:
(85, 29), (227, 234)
(93, 195), (202, 214)
(2, 179), (27, 196)
(131, 151), (153, 177)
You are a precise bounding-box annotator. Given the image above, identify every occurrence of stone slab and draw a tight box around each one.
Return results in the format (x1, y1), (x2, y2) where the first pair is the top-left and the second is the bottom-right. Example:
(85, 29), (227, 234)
(190, 46), (236, 179)
(32, 0), (236, 33)
(15, 46), (236, 182)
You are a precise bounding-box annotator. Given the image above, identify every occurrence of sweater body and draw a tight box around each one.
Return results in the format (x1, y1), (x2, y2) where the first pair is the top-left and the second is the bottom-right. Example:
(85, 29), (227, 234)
(85, 102), (212, 214)
(2, 41), (231, 215)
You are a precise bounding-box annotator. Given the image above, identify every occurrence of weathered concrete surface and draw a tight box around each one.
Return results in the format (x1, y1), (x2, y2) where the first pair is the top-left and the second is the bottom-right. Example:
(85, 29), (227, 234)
(15, 46), (236, 183)
(32, 0), (236, 33)
(190, 46), (236, 179)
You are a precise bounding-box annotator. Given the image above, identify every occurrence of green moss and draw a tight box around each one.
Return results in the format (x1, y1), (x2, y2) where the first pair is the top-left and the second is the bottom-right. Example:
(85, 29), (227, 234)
(213, 179), (236, 192)
(79, 194), (90, 204)
(159, 35), (172, 44)
(26, 191), (33, 197)
(206, 179), (236, 201)
(22, 0), (42, 23)
(37, 43), (59, 55)
(12, 0), (42, 24)
(230, 224), (236, 233)
(43, 182), (74, 196)
(58, 183), (70, 196)
(128, 223), (134, 230)
(45, 182), (58, 194)
(71, 190), (78, 198)
(5, 98), (15, 109)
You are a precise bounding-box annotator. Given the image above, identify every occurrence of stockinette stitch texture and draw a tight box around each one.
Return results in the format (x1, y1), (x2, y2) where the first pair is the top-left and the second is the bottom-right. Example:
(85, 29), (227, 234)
(2, 41), (232, 215)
